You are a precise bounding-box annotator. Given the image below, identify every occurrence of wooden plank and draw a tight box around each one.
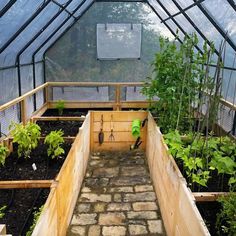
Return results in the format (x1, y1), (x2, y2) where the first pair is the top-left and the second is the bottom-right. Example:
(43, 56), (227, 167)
(31, 103), (48, 117)
(193, 192), (229, 202)
(48, 81), (144, 87)
(93, 141), (146, 151)
(0, 180), (54, 189)
(0, 225), (6, 234)
(93, 131), (146, 142)
(32, 188), (58, 236)
(93, 111), (147, 122)
(48, 101), (115, 109)
(146, 113), (210, 236)
(0, 83), (47, 112)
(34, 116), (85, 121)
(93, 121), (136, 132)
(20, 99), (27, 125)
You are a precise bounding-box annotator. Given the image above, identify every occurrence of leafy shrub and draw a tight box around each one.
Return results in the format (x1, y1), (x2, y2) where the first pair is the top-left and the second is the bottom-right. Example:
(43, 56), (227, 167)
(10, 122), (41, 158)
(56, 100), (65, 116)
(44, 130), (64, 159)
(0, 144), (9, 166)
(216, 193), (236, 235)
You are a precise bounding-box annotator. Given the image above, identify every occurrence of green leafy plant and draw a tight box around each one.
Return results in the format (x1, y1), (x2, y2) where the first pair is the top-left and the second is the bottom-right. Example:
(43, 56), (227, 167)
(0, 205), (7, 219)
(44, 130), (65, 159)
(10, 122), (41, 158)
(26, 205), (44, 236)
(164, 132), (236, 190)
(0, 144), (9, 166)
(56, 100), (65, 116)
(216, 192), (236, 235)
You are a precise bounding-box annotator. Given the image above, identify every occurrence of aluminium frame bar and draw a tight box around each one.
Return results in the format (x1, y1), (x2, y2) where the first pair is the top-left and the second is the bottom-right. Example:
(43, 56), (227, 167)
(0, 0), (17, 17)
(194, 0), (236, 52)
(227, 0), (236, 12)
(15, 0), (76, 98)
(0, 0), (51, 54)
(33, 0), (92, 66)
(155, 0), (203, 54)
(171, 0), (220, 56)
(161, 0), (205, 23)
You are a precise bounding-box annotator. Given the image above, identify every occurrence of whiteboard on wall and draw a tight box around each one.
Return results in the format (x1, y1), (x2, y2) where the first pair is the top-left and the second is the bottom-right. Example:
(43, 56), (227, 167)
(97, 23), (142, 60)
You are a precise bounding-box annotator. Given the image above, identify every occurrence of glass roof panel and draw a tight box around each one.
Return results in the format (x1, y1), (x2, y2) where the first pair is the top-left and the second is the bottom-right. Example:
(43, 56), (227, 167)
(0, 0), (44, 48)
(202, 0), (236, 44)
(66, 0), (84, 12)
(186, 6), (224, 50)
(20, 11), (69, 64)
(175, 0), (194, 8)
(35, 18), (75, 62)
(0, 0), (11, 11)
(159, 0), (180, 15)
(148, 0), (169, 19)
(0, 2), (60, 67)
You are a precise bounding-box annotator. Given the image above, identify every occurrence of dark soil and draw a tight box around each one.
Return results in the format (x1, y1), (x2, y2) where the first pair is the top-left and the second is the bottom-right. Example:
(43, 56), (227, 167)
(0, 141), (72, 181)
(42, 108), (112, 117)
(37, 120), (83, 137)
(197, 201), (223, 236)
(0, 141), (72, 235)
(0, 188), (49, 236)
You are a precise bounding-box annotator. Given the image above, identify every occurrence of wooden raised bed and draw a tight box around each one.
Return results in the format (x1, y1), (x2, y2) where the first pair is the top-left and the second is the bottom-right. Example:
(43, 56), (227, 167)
(30, 111), (212, 236)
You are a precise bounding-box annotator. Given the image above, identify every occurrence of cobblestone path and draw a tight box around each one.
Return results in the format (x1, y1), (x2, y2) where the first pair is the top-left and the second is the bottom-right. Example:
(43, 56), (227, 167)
(67, 150), (166, 236)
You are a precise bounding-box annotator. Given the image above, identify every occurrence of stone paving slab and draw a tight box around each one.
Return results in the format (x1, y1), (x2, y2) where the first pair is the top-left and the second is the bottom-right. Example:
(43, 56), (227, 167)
(67, 151), (166, 236)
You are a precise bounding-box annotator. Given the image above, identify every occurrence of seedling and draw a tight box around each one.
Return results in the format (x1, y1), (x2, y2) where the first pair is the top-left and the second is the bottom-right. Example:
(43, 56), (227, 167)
(0, 144), (8, 166)
(0, 205), (7, 219)
(44, 130), (65, 159)
(10, 122), (41, 158)
(56, 100), (65, 116)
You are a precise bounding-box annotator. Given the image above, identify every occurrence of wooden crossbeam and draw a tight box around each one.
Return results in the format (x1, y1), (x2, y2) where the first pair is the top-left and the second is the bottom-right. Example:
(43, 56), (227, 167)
(193, 192), (229, 202)
(0, 180), (55, 189)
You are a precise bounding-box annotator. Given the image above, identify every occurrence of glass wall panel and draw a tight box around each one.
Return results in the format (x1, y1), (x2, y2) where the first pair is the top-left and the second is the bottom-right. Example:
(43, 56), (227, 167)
(45, 2), (174, 83)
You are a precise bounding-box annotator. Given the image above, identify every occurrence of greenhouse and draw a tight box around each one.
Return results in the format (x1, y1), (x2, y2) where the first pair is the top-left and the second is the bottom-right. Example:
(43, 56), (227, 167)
(0, 0), (236, 235)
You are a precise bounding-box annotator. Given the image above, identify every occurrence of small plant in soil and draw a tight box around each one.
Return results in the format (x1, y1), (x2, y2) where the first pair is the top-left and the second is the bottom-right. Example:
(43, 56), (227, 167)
(44, 130), (65, 159)
(10, 122), (41, 158)
(0, 144), (9, 166)
(216, 192), (236, 236)
(0, 205), (7, 219)
(56, 100), (65, 116)
(26, 205), (44, 236)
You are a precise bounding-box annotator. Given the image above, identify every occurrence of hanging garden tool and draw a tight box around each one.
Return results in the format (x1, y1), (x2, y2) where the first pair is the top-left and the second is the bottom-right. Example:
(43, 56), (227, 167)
(109, 114), (115, 141)
(98, 114), (104, 145)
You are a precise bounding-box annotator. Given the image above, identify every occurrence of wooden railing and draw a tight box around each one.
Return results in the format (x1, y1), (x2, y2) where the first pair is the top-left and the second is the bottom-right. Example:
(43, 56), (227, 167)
(1, 82), (236, 140)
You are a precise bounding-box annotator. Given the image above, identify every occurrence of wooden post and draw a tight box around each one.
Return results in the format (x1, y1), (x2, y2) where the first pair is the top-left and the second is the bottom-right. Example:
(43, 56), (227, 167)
(0, 225), (6, 234)
(20, 99), (27, 125)
(115, 85), (121, 110)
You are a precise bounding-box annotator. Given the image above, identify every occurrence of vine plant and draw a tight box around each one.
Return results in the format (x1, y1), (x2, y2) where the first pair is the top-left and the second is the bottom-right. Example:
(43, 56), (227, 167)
(142, 33), (215, 134)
